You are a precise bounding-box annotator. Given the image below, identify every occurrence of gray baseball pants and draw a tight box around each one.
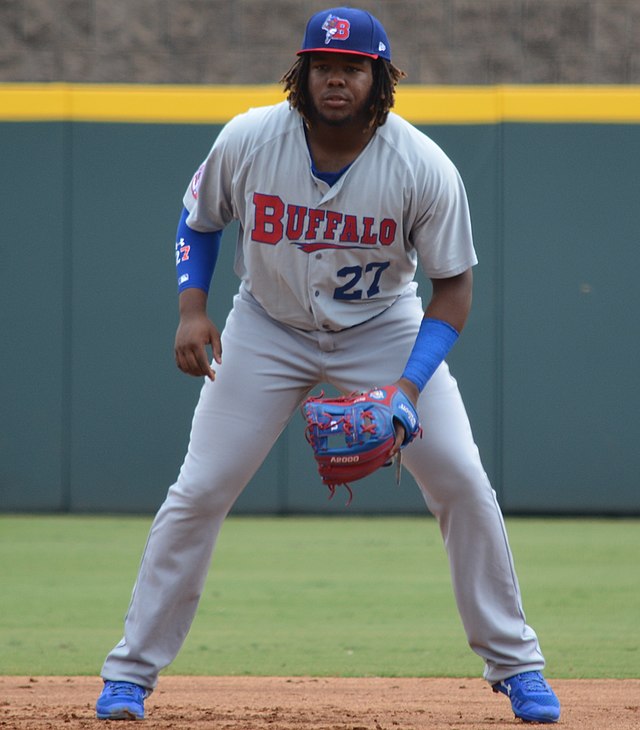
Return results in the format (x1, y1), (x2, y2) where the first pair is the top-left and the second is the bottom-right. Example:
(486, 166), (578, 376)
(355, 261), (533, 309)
(101, 284), (545, 690)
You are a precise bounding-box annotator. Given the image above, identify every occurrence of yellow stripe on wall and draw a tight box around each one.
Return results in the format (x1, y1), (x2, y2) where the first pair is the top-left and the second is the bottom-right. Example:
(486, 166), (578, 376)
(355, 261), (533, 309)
(2, 83), (640, 124)
(0, 83), (285, 123)
(498, 85), (640, 123)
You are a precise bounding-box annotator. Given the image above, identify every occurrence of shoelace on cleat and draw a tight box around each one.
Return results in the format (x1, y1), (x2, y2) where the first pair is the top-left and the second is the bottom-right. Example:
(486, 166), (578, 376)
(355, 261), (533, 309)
(106, 682), (144, 698)
(516, 673), (551, 693)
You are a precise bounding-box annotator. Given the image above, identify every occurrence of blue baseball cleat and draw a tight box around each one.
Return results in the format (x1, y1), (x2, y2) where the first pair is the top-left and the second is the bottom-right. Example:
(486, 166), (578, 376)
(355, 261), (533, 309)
(493, 671), (560, 723)
(96, 680), (148, 720)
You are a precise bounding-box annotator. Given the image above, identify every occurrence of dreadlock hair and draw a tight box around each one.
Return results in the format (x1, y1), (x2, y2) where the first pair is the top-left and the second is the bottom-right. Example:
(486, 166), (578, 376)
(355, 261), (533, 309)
(280, 54), (407, 130)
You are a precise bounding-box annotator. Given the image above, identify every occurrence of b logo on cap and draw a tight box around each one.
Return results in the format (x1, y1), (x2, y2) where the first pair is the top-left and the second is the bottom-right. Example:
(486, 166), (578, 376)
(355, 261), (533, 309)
(322, 14), (350, 44)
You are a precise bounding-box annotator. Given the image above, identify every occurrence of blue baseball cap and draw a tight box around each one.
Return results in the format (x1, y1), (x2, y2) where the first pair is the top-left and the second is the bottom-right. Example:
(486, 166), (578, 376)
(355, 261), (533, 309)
(298, 7), (391, 62)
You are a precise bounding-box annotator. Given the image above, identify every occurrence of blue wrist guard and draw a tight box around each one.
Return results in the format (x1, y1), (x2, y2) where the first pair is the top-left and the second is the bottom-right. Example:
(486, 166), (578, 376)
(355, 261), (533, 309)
(175, 207), (222, 293)
(401, 317), (459, 392)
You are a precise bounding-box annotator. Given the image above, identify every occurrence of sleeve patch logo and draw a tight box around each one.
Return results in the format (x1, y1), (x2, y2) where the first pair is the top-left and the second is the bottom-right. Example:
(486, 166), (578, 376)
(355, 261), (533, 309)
(190, 164), (205, 199)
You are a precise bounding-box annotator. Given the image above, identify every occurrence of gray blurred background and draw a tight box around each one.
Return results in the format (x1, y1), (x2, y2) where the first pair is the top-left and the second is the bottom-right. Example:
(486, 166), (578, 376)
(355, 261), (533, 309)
(2, 0), (640, 84)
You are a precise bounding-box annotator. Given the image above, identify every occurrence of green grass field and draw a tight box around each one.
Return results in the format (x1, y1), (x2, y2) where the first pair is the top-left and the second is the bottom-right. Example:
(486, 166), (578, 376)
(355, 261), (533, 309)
(0, 515), (638, 679)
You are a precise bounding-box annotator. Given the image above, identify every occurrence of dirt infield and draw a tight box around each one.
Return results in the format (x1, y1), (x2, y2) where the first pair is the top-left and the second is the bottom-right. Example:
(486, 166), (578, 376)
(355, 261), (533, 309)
(1, 676), (638, 729)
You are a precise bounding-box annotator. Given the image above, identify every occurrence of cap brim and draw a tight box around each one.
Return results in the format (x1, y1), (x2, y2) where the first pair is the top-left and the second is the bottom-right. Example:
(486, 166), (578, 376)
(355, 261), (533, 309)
(297, 48), (379, 59)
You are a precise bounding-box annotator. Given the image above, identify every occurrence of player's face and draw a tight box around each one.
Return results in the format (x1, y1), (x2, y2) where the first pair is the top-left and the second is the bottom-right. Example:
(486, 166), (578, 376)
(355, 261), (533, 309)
(306, 53), (374, 128)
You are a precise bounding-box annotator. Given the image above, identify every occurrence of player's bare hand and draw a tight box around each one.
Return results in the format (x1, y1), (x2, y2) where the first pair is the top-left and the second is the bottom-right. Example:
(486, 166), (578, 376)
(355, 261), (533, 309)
(174, 311), (221, 380)
(175, 288), (222, 379)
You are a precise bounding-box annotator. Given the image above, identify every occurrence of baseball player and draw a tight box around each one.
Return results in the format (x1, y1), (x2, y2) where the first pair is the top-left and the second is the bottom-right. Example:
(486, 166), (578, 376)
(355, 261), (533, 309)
(96, 7), (560, 723)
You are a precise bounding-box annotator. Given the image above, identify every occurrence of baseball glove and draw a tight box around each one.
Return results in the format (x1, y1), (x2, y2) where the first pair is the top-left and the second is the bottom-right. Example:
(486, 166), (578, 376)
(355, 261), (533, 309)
(302, 385), (421, 503)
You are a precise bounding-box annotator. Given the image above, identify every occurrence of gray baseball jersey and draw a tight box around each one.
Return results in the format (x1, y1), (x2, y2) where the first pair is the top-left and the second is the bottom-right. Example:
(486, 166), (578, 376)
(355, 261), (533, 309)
(183, 100), (477, 332)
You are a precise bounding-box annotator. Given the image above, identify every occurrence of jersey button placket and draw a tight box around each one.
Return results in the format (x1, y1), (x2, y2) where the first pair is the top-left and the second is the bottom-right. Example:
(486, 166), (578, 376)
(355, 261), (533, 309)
(306, 247), (323, 327)
(313, 255), (322, 301)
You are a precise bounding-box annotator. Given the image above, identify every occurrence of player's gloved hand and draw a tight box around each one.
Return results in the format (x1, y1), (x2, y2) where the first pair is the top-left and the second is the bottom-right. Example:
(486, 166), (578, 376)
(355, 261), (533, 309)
(174, 289), (221, 380)
(302, 383), (422, 504)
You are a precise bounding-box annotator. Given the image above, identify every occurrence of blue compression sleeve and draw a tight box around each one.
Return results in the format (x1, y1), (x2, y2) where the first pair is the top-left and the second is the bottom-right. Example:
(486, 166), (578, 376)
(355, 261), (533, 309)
(175, 207), (222, 293)
(401, 317), (460, 392)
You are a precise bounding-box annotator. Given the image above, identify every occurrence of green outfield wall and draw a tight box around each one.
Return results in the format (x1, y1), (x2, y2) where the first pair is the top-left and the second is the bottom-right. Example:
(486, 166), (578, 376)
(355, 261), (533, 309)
(1, 84), (639, 515)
